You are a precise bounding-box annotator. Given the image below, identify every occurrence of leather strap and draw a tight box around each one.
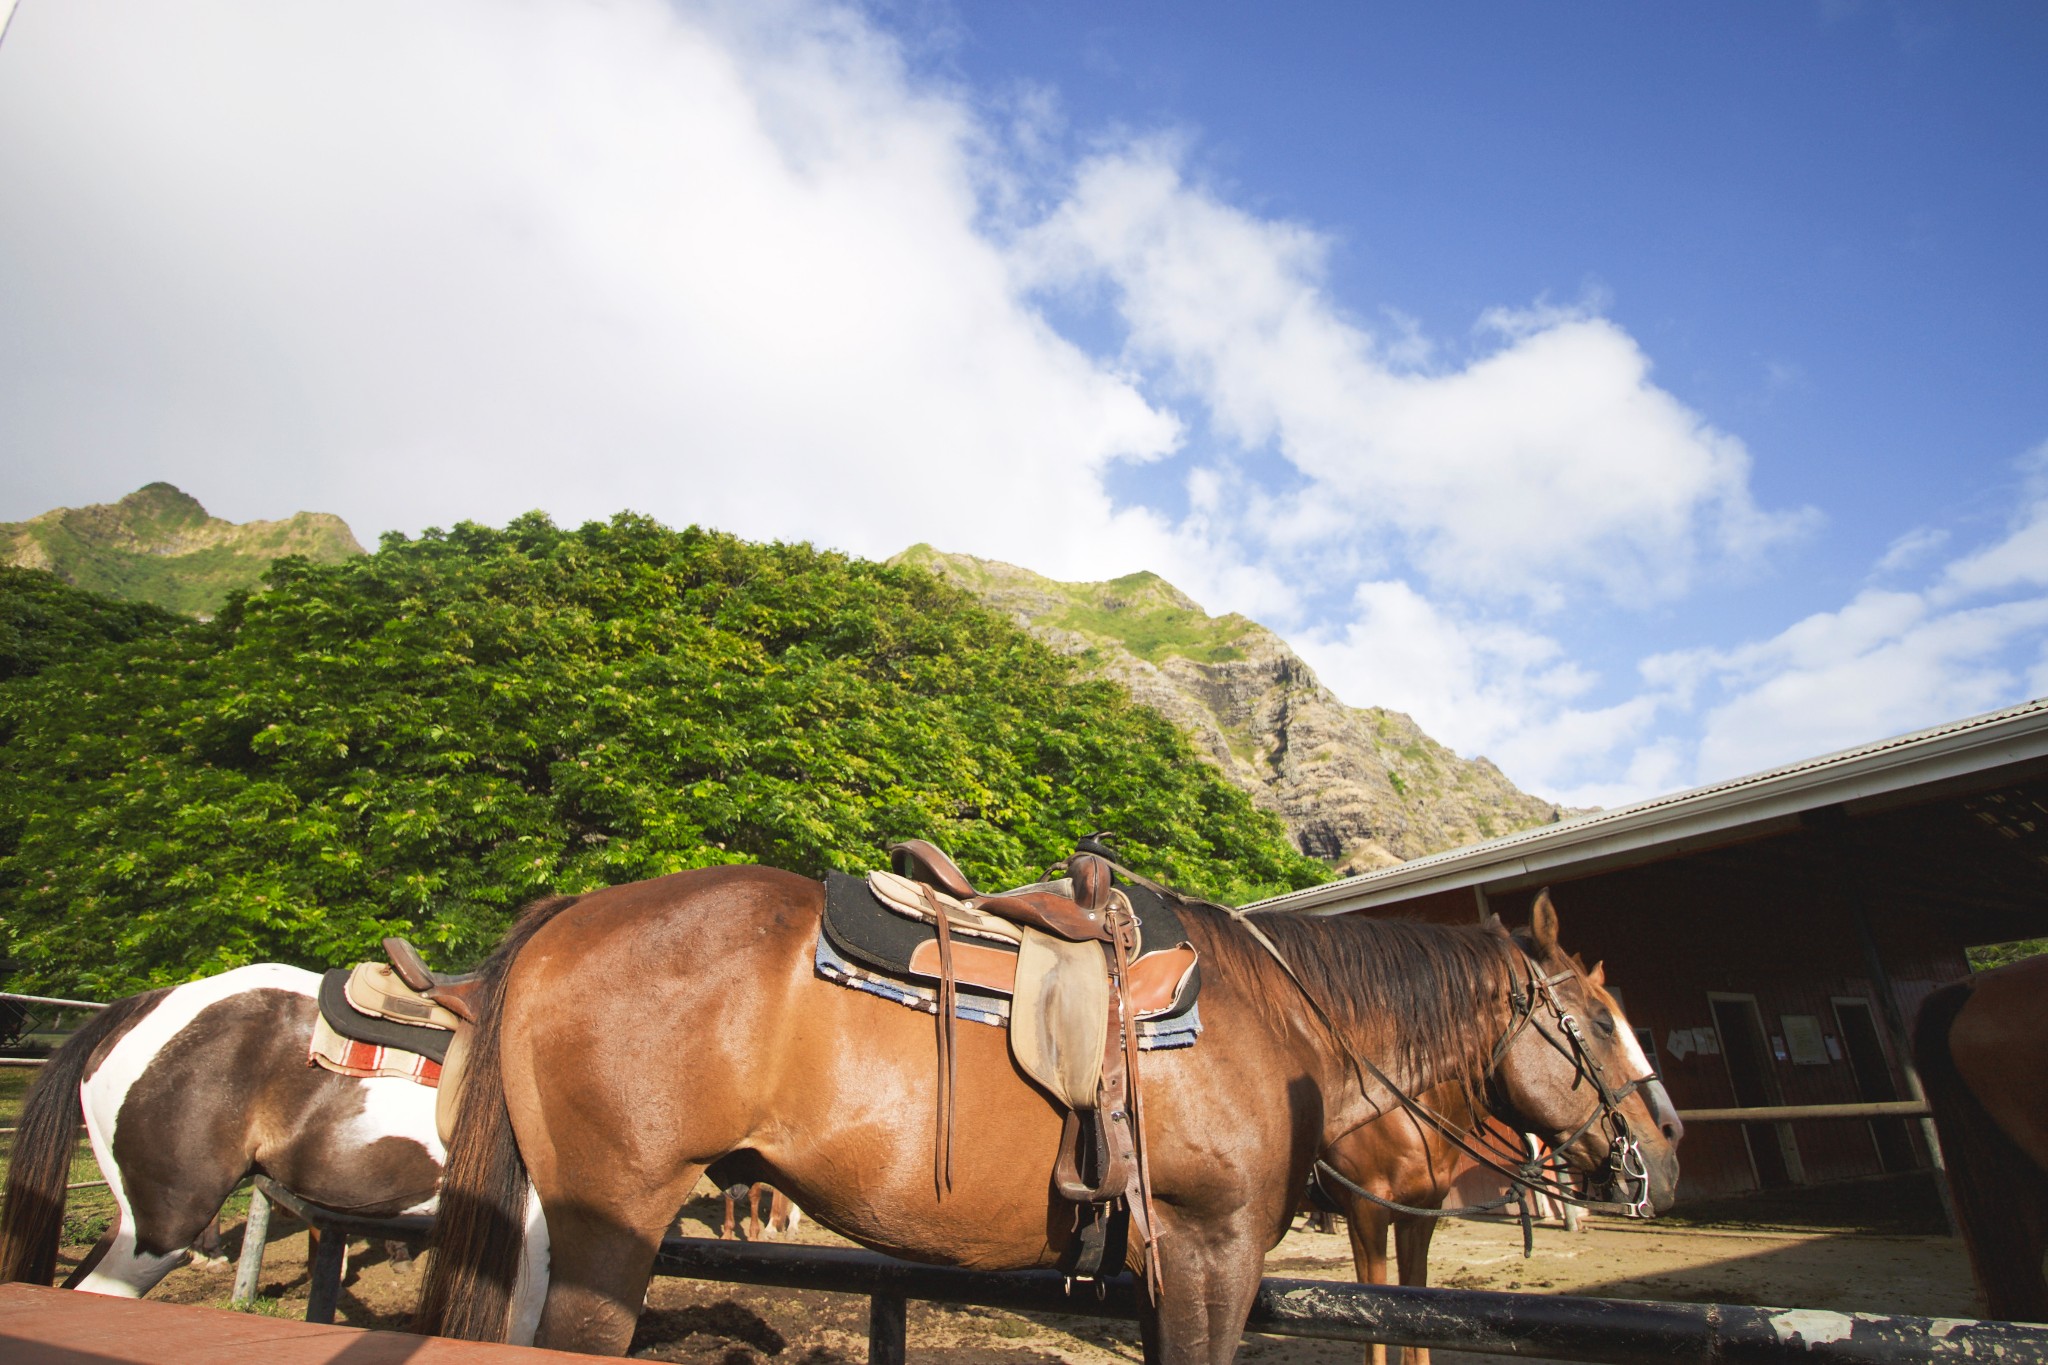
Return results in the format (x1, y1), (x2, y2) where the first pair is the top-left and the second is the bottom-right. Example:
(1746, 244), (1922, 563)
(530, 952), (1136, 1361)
(919, 884), (959, 1195)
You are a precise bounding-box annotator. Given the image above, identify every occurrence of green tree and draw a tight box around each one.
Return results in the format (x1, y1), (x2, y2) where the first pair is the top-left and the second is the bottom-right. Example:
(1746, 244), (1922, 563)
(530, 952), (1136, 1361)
(1966, 938), (2048, 971)
(0, 567), (181, 684)
(0, 514), (1326, 994)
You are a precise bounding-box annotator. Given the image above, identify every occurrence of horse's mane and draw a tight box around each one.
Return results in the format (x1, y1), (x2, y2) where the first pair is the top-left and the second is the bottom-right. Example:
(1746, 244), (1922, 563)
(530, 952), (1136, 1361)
(1175, 900), (1520, 1106)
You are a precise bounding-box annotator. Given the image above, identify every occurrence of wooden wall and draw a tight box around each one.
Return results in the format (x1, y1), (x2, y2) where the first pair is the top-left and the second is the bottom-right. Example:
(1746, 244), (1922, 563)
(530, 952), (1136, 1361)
(1341, 809), (2003, 1202)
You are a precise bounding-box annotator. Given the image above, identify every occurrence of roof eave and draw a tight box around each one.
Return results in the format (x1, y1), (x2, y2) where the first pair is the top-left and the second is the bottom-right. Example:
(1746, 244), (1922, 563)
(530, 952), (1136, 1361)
(1253, 697), (2048, 917)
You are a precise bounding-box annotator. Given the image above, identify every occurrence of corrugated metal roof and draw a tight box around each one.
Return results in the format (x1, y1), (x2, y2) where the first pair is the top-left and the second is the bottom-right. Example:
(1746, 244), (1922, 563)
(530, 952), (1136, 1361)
(1249, 694), (2048, 916)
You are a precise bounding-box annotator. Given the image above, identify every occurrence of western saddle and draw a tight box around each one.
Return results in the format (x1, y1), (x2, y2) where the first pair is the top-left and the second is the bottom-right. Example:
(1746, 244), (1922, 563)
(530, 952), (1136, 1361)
(888, 838), (1162, 1294)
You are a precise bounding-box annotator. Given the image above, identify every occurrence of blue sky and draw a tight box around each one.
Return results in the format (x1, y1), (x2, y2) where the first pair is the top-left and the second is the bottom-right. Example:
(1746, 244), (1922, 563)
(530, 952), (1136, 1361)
(2, 2), (2044, 807)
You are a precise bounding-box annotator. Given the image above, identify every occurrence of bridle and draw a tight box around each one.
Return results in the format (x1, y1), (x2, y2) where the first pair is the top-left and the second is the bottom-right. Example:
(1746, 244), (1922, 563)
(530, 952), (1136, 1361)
(1068, 855), (1659, 1230)
(1282, 936), (1659, 1226)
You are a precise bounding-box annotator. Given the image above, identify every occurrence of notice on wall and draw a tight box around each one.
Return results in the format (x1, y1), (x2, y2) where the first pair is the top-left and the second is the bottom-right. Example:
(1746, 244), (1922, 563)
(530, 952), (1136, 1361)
(1782, 1014), (1830, 1065)
(1691, 1026), (1721, 1056)
(1666, 1029), (1693, 1061)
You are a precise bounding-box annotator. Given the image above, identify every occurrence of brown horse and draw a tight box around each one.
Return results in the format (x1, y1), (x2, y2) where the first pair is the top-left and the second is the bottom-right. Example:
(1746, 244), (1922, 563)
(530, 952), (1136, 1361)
(1318, 954), (1682, 1365)
(1317, 1086), (1480, 1365)
(414, 869), (1679, 1360)
(1915, 952), (2048, 1320)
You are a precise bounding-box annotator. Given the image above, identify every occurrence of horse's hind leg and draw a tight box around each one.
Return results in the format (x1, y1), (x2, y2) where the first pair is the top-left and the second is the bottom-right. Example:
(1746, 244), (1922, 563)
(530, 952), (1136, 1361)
(533, 1165), (706, 1354)
(73, 1144), (244, 1298)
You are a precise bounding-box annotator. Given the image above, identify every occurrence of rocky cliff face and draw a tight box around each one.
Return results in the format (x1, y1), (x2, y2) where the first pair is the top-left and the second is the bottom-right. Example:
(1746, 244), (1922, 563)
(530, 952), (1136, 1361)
(896, 545), (1569, 870)
(1, 483), (364, 615)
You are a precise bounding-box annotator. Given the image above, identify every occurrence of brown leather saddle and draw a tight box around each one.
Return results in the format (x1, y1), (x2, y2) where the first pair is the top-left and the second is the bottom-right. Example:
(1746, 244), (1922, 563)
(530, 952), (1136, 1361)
(886, 838), (1168, 1295)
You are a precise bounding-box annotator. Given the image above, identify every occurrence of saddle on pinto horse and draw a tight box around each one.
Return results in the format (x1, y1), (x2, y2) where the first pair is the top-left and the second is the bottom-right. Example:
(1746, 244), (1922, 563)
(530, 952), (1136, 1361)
(821, 839), (1196, 1294)
(308, 939), (481, 1143)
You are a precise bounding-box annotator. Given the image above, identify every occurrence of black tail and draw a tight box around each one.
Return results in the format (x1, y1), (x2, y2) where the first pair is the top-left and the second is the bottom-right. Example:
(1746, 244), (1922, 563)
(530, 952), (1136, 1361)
(1915, 975), (2048, 1321)
(414, 895), (581, 1341)
(0, 989), (168, 1284)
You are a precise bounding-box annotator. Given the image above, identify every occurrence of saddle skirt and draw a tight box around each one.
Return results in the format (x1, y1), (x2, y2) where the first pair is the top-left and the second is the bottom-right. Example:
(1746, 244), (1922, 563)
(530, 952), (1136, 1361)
(818, 869), (1200, 1111)
(308, 962), (451, 1098)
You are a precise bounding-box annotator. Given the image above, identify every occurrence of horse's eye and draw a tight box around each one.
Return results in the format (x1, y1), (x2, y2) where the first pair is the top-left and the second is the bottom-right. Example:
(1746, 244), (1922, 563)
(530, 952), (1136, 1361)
(1595, 1013), (1616, 1036)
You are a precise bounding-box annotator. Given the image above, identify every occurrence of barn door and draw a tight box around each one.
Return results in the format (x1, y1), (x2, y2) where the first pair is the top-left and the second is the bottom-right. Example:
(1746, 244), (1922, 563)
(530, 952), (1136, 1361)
(1832, 997), (1914, 1173)
(1708, 994), (1798, 1189)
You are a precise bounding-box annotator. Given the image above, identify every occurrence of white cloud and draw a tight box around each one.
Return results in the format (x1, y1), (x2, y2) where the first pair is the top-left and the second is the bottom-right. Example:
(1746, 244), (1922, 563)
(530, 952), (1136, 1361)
(1874, 525), (1951, 575)
(0, 0), (1180, 580)
(1020, 147), (1817, 609)
(1295, 581), (1660, 805)
(1648, 453), (2048, 784)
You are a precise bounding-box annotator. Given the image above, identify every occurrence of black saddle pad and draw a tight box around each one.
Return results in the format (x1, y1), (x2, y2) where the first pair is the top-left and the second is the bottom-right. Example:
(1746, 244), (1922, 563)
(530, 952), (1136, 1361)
(820, 870), (1201, 1027)
(317, 968), (455, 1065)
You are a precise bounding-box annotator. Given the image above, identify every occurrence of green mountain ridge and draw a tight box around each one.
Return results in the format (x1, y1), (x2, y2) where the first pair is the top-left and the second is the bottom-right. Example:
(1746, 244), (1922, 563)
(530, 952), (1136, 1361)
(1, 483), (364, 616)
(895, 544), (1576, 869)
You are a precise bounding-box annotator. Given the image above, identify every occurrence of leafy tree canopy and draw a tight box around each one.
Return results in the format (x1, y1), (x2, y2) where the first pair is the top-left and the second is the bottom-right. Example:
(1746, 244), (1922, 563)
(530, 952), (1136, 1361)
(0, 514), (1327, 994)
(0, 567), (181, 685)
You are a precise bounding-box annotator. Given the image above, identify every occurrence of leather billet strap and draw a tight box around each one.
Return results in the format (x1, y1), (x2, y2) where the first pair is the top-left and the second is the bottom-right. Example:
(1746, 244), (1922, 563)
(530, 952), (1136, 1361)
(918, 883), (960, 1196)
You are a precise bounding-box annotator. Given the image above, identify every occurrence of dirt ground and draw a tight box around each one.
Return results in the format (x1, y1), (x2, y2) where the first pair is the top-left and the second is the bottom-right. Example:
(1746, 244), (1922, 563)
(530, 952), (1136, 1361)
(86, 1183), (1978, 1365)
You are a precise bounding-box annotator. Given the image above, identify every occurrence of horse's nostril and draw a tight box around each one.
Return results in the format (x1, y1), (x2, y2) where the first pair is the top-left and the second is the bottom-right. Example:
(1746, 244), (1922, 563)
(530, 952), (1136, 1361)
(1662, 1123), (1678, 1139)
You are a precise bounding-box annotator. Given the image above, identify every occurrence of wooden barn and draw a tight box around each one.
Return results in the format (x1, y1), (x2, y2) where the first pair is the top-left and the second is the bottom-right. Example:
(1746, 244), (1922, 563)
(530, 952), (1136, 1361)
(1251, 696), (2048, 1203)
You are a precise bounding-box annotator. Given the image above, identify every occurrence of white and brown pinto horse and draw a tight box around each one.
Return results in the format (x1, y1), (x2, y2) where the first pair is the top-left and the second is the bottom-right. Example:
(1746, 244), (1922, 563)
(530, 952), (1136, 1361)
(415, 870), (1679, 1361)
(0, 962), (548, 1333)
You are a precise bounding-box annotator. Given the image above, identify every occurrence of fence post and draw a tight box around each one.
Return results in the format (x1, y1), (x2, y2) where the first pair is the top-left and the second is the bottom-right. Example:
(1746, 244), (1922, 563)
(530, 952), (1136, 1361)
(867, 1292), (907, 1365)
(230, 1185), (271, 1306)
(304, 1223), (346, 1325)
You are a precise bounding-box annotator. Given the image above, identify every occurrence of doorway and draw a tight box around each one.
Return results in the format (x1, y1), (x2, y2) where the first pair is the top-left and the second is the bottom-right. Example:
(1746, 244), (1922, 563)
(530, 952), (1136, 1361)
(1708, 993), (1798, 1189)
(1832, 997), (1915, 1173)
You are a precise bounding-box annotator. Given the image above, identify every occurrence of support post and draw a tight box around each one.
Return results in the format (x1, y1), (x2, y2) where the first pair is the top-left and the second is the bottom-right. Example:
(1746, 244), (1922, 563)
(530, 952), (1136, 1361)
(868, 1292), (907, 1365)
(230, 1185), (271, 1306)
(304, 1223), (346, 1325)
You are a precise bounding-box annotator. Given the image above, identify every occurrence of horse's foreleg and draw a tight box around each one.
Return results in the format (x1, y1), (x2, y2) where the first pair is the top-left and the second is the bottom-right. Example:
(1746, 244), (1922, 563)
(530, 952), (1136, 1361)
(1391, 1215), (1441, 1365)
(1345, 1206), (1393, 1365)
(1138, 1215), (1269, 1365)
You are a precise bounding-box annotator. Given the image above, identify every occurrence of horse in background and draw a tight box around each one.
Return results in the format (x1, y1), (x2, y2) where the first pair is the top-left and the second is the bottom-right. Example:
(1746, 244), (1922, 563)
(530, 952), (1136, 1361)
(720, 1182), (802, 1241)
(0, 960), (546, 1332)
(1317, 952), (1680, 1365)
(1915, 953), (2048, 1321)
(413, 871), (1678, 1361)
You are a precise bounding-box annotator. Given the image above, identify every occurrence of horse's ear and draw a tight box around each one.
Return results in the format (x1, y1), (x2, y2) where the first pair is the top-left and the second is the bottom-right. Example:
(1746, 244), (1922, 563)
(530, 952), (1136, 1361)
(1530, 888), (1560, 957)
(1588, 959), (1606, 987)
(1482, 912), (1503, 933)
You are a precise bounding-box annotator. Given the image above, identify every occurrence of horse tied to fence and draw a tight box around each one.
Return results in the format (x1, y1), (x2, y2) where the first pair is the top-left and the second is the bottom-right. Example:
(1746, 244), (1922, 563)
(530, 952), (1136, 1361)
(1915, 951), (2048, 1321)
(414, 846), (1680, 1363)
(0, 957), (548, 1315)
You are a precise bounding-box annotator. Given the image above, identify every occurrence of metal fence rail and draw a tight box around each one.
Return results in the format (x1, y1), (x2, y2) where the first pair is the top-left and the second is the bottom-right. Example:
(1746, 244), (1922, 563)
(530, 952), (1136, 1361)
(245, 1179), (2048, 1365)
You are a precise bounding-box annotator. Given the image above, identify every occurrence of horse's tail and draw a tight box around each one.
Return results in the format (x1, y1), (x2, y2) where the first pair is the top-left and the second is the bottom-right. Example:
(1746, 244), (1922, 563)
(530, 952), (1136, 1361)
(1914, 974), (2048, 1321)
(0, 988), (168, 1284)
(414, 895), (581, 1341)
